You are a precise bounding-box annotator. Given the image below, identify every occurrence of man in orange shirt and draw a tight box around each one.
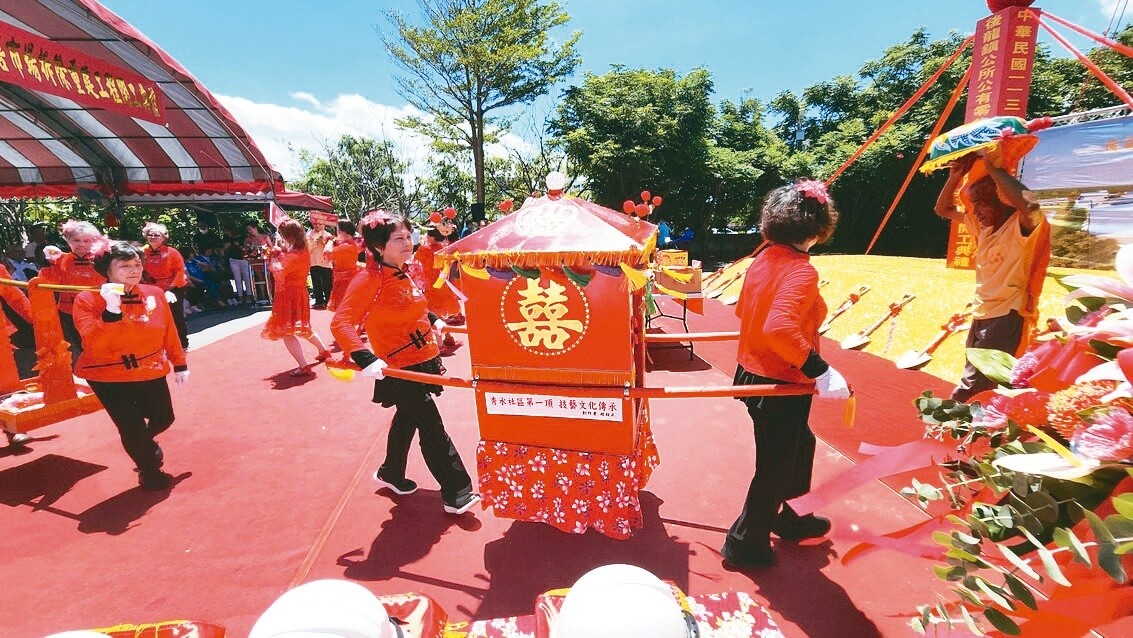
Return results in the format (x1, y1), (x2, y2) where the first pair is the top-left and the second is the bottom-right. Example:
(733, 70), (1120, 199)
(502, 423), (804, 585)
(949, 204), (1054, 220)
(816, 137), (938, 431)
(934, 153), (1050, 401)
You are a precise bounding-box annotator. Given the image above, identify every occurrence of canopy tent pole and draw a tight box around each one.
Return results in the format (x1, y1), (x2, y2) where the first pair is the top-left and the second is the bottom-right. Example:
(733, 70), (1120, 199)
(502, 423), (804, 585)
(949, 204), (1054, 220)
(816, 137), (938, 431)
(1043, 12), (1133, 60)
(864, 63), (972, 255)
(825, 36), (973, 187)
(1038, 19), (1133, 109)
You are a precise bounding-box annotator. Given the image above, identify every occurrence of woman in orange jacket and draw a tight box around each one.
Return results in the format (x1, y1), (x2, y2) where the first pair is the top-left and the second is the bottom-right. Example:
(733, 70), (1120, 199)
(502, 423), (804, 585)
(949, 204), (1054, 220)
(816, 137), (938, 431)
(141, 221), (191, 350)
(410, 225), (464, 356)
(721, 181), (850, 569)
(37, 220), (108, 364)
(1, 263), (33, 446)
(331, 210), (479, 515)
(72, 242), (188, 490)
(325, 219), (362, 312)
(261, 219), (329, 376)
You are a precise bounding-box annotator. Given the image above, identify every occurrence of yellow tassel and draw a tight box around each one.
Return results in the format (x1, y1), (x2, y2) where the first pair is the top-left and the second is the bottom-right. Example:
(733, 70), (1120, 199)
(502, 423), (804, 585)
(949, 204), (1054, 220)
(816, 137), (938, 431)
(659, 267), (694, 283)
(842, 392), (856, 427)
(653, 282), (688, 300)
(619, 262), (647, 291)
(1027, 425), (1085, 467)
(460, 263), (491, 280)
(432, 272), (446, 289)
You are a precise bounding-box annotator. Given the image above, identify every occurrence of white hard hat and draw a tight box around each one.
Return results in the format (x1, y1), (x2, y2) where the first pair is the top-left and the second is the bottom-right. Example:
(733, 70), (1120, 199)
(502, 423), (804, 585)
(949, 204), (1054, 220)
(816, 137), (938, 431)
(552, 564), (693, 638)
(249, 579), (400, 638)
(43, 632), (111, 638)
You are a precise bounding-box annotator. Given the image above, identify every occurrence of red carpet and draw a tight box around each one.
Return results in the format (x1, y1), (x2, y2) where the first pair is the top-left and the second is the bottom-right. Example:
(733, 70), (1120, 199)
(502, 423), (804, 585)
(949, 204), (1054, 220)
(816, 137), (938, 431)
(2, 304), (961, 637)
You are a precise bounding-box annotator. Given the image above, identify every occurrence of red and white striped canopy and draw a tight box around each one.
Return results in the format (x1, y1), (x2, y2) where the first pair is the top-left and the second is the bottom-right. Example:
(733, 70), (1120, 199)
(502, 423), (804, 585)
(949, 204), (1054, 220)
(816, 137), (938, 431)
(0, 0), (290, 208)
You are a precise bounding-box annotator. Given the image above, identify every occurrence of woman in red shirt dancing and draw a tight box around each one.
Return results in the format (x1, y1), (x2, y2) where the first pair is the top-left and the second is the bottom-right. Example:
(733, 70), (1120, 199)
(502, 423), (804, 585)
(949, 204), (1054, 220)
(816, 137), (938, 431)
(721, 180), (850, 569)
(73, 242), (188, 490)
(331, 210), (479, 515)
(326, 219), (362, 312)
(38, 220), (108, 364)
(261, 219), (330, 376)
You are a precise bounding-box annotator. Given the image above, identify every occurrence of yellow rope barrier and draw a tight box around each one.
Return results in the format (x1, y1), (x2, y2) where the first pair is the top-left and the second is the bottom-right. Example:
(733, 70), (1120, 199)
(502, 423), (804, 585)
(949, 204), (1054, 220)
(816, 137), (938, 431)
(0, 278), (100, 292)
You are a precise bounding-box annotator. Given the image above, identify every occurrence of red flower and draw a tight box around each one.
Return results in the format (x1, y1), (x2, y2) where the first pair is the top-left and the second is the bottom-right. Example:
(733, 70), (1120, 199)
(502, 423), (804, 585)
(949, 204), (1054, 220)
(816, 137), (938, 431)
(1023, 336), (1105, 393)
(1072, 407), (1133, 462)
(1046, 381), (1121, 440)
(796, 179), (829, 204)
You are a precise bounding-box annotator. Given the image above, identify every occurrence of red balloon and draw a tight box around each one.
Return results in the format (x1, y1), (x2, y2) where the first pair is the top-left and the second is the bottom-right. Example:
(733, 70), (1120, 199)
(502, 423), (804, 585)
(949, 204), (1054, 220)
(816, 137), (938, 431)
(651, 196), (662, 207)
(443, 206), (457, 219)
(429, 211), (442, 224)
(622, 200), (636, 214)
(635, 203), (650, 217)
(640, 190), (651, 202)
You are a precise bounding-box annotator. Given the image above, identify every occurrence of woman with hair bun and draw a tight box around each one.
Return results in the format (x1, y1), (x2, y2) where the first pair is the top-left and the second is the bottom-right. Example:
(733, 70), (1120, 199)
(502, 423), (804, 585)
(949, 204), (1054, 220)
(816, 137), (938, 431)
(261, 218), (330, 376)
(331, 210), (479, 515)
(721, 180), (850, 569)
(325, 219), (362, 312)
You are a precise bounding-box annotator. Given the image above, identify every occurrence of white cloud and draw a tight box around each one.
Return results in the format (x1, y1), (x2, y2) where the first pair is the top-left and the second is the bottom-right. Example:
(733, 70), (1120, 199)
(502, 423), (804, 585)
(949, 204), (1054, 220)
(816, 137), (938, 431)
(1096, 0), (1127, 19)
(215, 92), (535, 184)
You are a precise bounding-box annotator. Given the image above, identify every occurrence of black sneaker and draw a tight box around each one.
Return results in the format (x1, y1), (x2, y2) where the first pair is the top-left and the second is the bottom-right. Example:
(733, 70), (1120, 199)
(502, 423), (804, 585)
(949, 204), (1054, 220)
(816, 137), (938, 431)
(138, 470), (173, 491)
(773, 513), (832, 540)
(443, 492), (481, 515)
(720, 543), (776, 569)
(373, 470), (417, 495)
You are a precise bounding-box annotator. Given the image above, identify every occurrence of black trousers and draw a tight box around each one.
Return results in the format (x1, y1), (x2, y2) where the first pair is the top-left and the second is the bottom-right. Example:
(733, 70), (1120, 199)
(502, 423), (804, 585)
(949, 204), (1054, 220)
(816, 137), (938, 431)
(169, 287), (188, 349)
(310, 266), (332, 306)
(952, 309), (1023, 402)
(725, 374), (816, 559)
(88, 378), (174, 474)
(381, 391), (472, 503)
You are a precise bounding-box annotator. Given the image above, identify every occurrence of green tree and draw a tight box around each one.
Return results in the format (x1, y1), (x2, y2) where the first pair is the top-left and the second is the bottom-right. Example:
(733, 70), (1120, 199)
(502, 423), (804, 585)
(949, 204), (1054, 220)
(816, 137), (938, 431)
(290, 135), (423, 222)
(384, 0), (581, 209)
(550, 67), (715, 237)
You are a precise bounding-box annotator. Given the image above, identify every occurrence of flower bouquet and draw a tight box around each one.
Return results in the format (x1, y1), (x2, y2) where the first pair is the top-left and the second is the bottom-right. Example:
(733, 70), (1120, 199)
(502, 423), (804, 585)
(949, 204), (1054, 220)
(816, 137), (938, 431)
(905, 245), (1133, 635)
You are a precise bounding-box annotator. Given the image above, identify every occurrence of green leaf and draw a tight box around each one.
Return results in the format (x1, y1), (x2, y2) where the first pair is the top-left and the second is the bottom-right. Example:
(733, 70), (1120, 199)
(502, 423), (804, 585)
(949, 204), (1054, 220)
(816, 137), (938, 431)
(1078, 296), (1108, 312)
(966, 348), (1017, 385)
(1099, 543), (1127, 583)
(1018, 526), (1071, 586)
(1066, 305), (1086, 324)
(1023, 492), (1060, 525)
(934, 564), (967, 581)
(958, 604), (983, 635)
(996, 542), (1040, 580)
(1052, 527), (1092, 566)
(1114, 542), (1133, 555)
(984, 607), (1021, 635)
(973, 576), (1014, 610)
(1076, 504), (1116, 543)
(1113, 494), (1133, 520)
(1003, 573), (1039, 610)
(1089, 339), (1122, 360)
(953, 584), (984, 607)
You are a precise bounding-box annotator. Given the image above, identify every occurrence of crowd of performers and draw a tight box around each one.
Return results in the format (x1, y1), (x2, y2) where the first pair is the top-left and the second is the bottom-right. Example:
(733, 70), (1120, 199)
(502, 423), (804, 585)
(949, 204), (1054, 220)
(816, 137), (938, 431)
(2, 152), (1047, 571)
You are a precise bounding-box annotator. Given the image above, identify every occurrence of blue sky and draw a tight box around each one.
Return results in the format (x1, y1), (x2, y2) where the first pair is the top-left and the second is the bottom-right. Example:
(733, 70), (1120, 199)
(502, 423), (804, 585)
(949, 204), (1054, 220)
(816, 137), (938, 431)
(98, 0), (1128, 180)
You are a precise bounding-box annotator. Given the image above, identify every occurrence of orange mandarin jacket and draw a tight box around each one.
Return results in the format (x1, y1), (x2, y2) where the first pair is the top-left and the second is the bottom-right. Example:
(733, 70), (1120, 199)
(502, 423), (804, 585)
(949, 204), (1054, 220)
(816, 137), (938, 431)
(72, 283), (187, 383)
(735, 243), (828, 383)
(330, 260), (440, 369)
(37, 252), (106, 314)
(142, 244), (189, 290)
(327, 238), (362, 273)
(0, 264), (32, 337)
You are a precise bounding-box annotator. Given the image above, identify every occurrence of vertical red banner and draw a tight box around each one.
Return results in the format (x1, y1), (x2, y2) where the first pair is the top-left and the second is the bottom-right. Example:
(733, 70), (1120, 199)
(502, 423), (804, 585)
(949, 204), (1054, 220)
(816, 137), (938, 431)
(950, 5), (1040, 269)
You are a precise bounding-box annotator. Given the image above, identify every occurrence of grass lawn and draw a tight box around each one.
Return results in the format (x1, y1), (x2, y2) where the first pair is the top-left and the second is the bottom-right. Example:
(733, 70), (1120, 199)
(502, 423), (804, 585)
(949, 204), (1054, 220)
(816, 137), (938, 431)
(807, 254), (1112, 383)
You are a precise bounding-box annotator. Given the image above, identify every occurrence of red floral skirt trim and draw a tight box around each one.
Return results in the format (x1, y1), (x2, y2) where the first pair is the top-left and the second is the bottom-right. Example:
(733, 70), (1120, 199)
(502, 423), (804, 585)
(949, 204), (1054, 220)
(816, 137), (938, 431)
(475, 424), (659, 540)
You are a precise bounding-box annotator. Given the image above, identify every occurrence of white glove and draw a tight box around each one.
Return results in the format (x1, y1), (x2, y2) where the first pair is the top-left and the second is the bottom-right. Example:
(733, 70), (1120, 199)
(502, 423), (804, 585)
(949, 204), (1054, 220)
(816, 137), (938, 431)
(815, 367), (851, 399)
(99, 282), (124, 314)
(174, 370), (190, 387)
(360, 358), (388, 380)
(164, 290), (177, 304)
(433, 318), (447, 331)
(43, 245), (64, 262)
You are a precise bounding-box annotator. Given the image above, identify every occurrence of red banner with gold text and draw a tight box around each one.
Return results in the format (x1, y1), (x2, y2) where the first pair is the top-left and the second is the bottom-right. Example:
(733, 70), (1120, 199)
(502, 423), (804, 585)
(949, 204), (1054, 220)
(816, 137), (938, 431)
(0, 21), (166, 124)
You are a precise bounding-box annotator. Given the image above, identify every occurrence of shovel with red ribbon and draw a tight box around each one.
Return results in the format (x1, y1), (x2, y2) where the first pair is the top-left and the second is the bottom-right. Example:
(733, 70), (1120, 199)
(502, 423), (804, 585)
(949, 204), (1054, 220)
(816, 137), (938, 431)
(894, 303), (974, 370)
(818, 285), (870, 335)
(840, 294), (916, 350)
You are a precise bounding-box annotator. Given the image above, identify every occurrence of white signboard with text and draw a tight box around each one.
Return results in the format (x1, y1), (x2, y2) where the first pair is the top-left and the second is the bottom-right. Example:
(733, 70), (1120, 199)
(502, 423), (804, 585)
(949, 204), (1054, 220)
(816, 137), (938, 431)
(484, 392), (623, 422)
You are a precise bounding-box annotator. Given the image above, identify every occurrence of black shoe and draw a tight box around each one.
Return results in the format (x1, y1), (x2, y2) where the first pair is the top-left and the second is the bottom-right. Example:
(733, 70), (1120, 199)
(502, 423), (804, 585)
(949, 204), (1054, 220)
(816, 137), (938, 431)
(773, 513), (832, 540)
(443, 492), (481, 515)
(6, 432), (30, 446)
(373, 470), (417, 495)
(720, 543), (776, 568)
(138, 470), (173, 491)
